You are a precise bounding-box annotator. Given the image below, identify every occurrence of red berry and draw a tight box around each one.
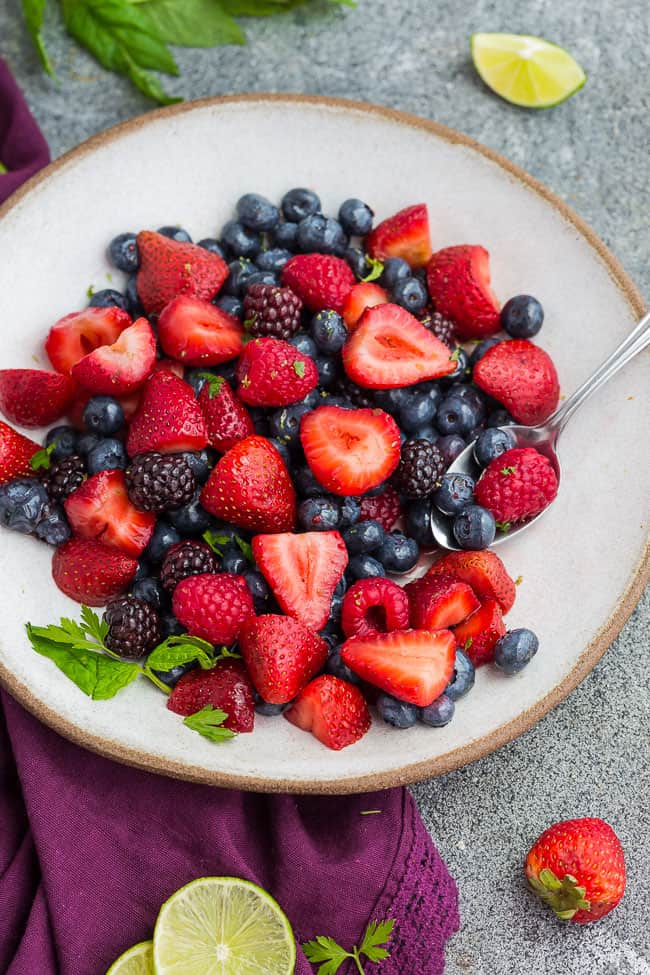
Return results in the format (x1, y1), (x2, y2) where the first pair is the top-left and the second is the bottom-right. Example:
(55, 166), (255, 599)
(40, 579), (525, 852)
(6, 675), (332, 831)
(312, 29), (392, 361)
(358, 484), (401, 531)
(167, 659), (256, 733)
(367, 204), (432, 269)
(0, 420), (39, 485)
(426, 244), (500, 339)
(157, 295), (244, 366)
(473, 339), (560, 426)
(239, 614), (328, 704)
(236, 337), (318, 407)
(64, 469), (155, 558)
(341, 578), (410, 639)
(52, 537), (138, 606)
(198, 376), (254, 452)
(172, 573), (255, 645)
(282, 253), (355, 313)
(342, 282), (388, 331)
(426, 549), (516, 614)
(45, 306), (132, 375)
(127, 370), (208, 456)
(136, 230), (228, 316)
(71, 318), (156, 395)
(0, 369), (77, 428)
(452, 598), (505, 667)
(405, 573), (480, 630)
(475, 447), (559, 524)
(284, 674), (371, 751)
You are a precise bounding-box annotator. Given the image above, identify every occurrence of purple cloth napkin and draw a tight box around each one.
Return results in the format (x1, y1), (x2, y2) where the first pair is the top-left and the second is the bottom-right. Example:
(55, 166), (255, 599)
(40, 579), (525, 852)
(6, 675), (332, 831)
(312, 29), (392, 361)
(0, 59), (460, 975)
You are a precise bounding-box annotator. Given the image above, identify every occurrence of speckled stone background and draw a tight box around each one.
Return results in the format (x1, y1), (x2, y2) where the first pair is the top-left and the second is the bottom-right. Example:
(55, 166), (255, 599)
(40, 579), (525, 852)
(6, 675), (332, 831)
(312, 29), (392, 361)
(1, 1), (649, 971)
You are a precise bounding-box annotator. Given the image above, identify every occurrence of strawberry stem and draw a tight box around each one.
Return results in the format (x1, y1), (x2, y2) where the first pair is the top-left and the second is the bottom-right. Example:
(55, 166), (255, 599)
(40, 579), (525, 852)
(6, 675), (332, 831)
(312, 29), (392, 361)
(528, 868), (590, 920)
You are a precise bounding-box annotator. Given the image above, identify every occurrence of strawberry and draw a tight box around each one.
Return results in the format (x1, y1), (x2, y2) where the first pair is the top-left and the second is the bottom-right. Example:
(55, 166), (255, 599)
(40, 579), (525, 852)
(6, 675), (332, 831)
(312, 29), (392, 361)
(52, 537), (138, 606)
(239, 614), (328, 704)
(0, 421), (40, 485)
(252, 530), (348, 631)
(341, 629), (456, 707)
(0, 369), (77, 428)
(475, 447), (558, 524)
(341, 578), (410, 639)
(452, 598), (505, 667)
(284, 674), (371, 750)
(472, 339), (560, 425)
(136, 230), (228, 316)
(157, 295), (244, 366)
(358, 484), (401, 531)
(282, 254), (355, 313)
(426, 245), (500, 339)
(426, 549), (516, 614)
(71, 318), (156, 395)
(172, 573), (255, 645)
(525, 818), (626, 924)
(366, 204), (432, 269)
(201, 435), (295, 533)
(300, 405), (401, 496)
(126, 370), (208, 456)
(405, 573), (480, 630)
(198, 375), (254, 452)
(342, 282), (388, 331)
(64, 469), (155, 557)
(45, 307), (132, 375)
(341, 304), (456, 389)
(167, 659), (255, 732)
(236, 337), (318, 407)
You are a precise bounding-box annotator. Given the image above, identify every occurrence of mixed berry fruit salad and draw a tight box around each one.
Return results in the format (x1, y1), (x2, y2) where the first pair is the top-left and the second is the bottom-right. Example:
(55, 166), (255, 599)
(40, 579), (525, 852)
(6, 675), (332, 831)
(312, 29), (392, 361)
(0, 190), (561, 750)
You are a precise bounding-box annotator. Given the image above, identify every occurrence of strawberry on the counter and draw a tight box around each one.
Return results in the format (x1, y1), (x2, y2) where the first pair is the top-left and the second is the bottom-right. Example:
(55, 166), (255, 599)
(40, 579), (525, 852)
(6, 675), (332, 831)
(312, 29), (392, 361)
(405, 573), (480, 630)
(473, 338), (560, 425)
(426, 244), (501, 338)
(426, 549), (517, 614)
(127, 370), (208, 456)
(282, 253), (355, 313)
(52, 537), (138, 605)
(475, 447), (559, 524)
(0, 369), (77, 428)
(136, 230), (228, 316)
(45, 306), (132, 375)
(452, 598), (505, 667)
(284, 674), (371, 750)
(236, 337), (318, 407)
(198, 375), (254, 452)
(342, 281), (388, 331)
(239, 614), (328, 704)
(367, 204), (432, 269)
(157, 295), (244, 366)
(0, 420), (39, 485)
(167, 659), (256, 733)
(64, 469), (155, 557)
(71, 318), (156, 395)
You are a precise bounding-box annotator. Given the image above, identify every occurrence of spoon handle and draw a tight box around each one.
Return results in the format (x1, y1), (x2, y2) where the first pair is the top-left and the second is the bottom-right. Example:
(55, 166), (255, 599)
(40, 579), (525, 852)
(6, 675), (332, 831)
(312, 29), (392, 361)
(546, 310), (650, 436)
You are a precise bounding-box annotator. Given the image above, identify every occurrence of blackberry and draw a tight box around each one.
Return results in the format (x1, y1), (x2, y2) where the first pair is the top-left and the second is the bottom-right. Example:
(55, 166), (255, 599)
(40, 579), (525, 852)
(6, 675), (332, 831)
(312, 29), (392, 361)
(160, 540), (219, 592)
(103, 596), (162, 658)
(392, 439), (446, 499)
(332, 375), (375, 409)
(126, 452), (195, 513)
(243, 283), (303, 339)
(419, 309), (456, 349)
(46, 454), (86, 501)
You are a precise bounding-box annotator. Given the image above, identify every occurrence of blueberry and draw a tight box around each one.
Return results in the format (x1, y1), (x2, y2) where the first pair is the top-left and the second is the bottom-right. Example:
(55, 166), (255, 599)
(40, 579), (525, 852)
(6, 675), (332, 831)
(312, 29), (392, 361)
(250, 407), (270, 437)
(348, 554), (386, 580)
(375, 531), (419, 574)
(288, 333), (318, 358)
(469, 336), (502, 367)
(344, 246), (369, 279)
(398, 391), (436, 432)
(328, 590), (344, 623)
(342, 519), (385, 554)
(494, 629), (539, 674)
(473, 427), (516, 467)
(214, 295), (243, 319)
(45, 425), (78, 461)
(325, 649), (361, 684)
(221, 221), (262, 259)
(301, 389), (321, 410)
(447, 383), (487, 415)
(297, 214), (347, 255)
(157, 225), (192, 242)
(76, 432), (100, 457)
(34, 504), (71, 546)
(273, 221), (299, 251)
(0, 479), (49, 533)
(412, 424), (437, 442)
(245, 270), (279, 290)
(321, 628), (341, 653)
(339, 496), (361, 528)
(220, 547), (248, 574)
(255, 248), (292, 273)
(338, 198), (374, 236)
(392, 276), (428, 314)
(293, 465), (323, 498)
(436, 434), (466, 467)
(133, 560), (150, 583)
(83, 396), (124, 436)
(404, 499), (435, 546)
(298, 497), (341, 531)
(281, 187), (321, 223)
(377, 693), (418, 729)
(452, 504), (495, 549)
(433, 473), (476, 516)
(500, 295), (544, 338)
(268, 438), (292, 467)
(223, 258), (256, 297)
(89, 288), (129, 311)
(380, 257), (411, 289)
(131, 577), (167, 612)
(419, 694), (455, 727)
(236, 193), (279, 232)
(364, 482), (387, 498)
(486, 408), (516, 427)
(154, 658), (195, 687)
(87, 438), (127, 474)
(243, 569), (271, 613)
(269, 401), (312, 448)
(143, 520), (181, 563)
(184, 369), (214, 397)
(182, 449), (214, 485)
(198, 238), (226, 259)
(441, 348), (471, 385)
(373, 387), (412, 411)
(125, 274), (144, 317)
(214, 360), (240, 386)
(435, 395), (476, 436)
(311, 310), (347, 354)
(415, 380), (443, 410)
(167, 490), (212, 536)
(315, 355), (339, 388)
(255, 699), (291, 716)
(445, 650), (475, 701)
(108, 232), (139, 272)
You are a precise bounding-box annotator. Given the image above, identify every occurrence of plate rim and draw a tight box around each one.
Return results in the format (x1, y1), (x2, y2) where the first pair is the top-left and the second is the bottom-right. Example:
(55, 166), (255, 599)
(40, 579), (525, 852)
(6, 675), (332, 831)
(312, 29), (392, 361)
(0, 93), (647, 794)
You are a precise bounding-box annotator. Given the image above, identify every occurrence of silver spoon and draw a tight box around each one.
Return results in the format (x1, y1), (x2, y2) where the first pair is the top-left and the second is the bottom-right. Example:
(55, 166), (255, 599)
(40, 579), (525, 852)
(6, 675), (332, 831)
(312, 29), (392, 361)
(431, 310), (650, 551)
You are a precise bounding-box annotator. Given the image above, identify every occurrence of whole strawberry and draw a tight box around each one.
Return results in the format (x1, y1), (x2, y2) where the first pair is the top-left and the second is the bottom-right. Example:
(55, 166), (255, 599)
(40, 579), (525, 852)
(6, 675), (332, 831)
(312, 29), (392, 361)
(136, 230), (228, 316)
(52, 537), (138, 605)
(127, 370), (208, 456)
(475, 447), (558, 524)
(172, 572), (255, 645)
(0, 369), (77, 428)
(167, 659), (256, 732)
(0, 420), (39, 485)
(198, 375), (254, 452)
(236, 337), (318, 407)
(473, 339), (560, 425)
(239, 614), (328, 704)
(525, 818), (625, 924)
(282, 253), (355, 313)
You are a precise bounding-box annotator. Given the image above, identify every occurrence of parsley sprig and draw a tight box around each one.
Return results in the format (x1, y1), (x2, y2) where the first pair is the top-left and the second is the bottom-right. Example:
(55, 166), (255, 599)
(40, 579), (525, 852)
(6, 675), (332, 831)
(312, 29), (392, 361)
(303, 918), (396, 975)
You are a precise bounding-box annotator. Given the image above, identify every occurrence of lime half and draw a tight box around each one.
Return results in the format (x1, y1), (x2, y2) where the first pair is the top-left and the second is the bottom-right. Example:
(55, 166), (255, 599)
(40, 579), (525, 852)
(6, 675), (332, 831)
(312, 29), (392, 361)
(153, 876), (296, 975)
(471, 33), (586, 108)
(106, 940), (153, 975)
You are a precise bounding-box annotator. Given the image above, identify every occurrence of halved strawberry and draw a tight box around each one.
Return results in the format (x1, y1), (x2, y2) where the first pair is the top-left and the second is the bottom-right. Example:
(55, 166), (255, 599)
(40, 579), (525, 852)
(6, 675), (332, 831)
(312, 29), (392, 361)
(300, 405), (400, 496)
(472, 339), (560, 426)
(0, 420), (40, 484)
(426, 245), (500, 339)
(252, 530), (348, 631)
(136, 231), (229, 316)
(426, 550), (516, 614)
(64, 469), (155, 557)
(0, 369), (77, 428)
(341, 629), (456, 707)
(405, 573), (480, 630)
(127, 370), (208, 456)
(198, 375), (254, 452)
(452, 598), (505, 668)
(71, 318), (156, 396)
(342, 304), (456, 389)
(366, 204), (432, 269)
(45, 307), (132, 375)
(342, 282), (388, 331)
(52, 537), (138, 606)
(167, 659), (255, 732)
(239, 614), (328, 704)
(157, 295), (244, 366)
(281, 254), (356, 313)
(284, 675), (371, 751)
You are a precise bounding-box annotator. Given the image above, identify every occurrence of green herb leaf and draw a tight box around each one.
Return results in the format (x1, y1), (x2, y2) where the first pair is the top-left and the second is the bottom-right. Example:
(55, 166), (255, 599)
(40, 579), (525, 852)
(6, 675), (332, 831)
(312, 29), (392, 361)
(80, 604), (109, 643)
(21, 0), (55, 75)
(293, 360), (306, 378)
(302, 918), (396, 974)
(495, 520), (511, 533)
(360, 257), (384, 283)
(463, 637), (473, 651)
(500, 466), (516, 476)
(183, 705), (237, 742)
(30, 442), (56, 471)
(449, 348), (461, 362)
(198, 372), (224, 398)
(146, 634), (215, 672)
(0, 161), (8, 175)
(86, 283), (95, 297)
(202, 528), (233, 556)
(302, 935), (351, 975)
(130, 0), (245, 47)
(235, 535), (253, 562)
(27, 625), (140, 699)
(359, 918), (395, 963)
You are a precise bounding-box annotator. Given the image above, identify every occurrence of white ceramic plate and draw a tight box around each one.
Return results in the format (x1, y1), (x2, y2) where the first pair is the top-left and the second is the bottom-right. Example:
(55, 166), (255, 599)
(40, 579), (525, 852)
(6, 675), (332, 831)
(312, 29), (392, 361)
(0, 96), (647, 794)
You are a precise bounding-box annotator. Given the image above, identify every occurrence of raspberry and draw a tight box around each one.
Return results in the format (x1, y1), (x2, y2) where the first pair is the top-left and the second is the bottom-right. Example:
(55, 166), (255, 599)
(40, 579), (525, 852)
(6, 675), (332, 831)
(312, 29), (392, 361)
(172, 572), (255, 644)
(103, 595), (162, 658)
(243, 284), (303, 340)
(392, 439), (446, 499)
(236, 337), (319, 407)
(358, 485), (401, 531)
(475, 447), (558, 524)
(341, 577), (410, 639)
(419, 308), (456, 348)
(126, 452), (195, 513)
(46, 454), (86, 501)
(160, 540), (219, 592)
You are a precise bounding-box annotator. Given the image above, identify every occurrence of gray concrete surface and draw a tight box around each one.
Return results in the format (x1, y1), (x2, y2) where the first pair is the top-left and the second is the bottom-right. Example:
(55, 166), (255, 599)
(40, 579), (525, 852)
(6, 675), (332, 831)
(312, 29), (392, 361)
(1, 1), (649, 971)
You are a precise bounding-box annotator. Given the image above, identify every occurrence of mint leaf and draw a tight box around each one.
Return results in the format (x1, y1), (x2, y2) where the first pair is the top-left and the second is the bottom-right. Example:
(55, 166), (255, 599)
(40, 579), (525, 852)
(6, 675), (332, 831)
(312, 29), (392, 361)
(30, 442), (56, 471)
(146, 635), (215, 672)
(359, 918), (395, 963)
(361, 257), (384, 282)
(131, 0), (245, 47)
(27, 626), (140, 699)
(183, 706), (236, 743)
(235, 535), (253, 562)
(21, 0), (55, 75)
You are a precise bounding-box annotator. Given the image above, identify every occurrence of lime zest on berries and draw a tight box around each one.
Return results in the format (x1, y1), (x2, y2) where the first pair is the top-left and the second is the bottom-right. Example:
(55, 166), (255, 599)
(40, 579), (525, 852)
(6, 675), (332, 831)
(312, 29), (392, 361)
(463, 637), (473, 651)
(496, 521), (512, 533)
(449, 348), (461, 362)
(30, 442), (56, 470)
(515, 575), (524, 586)
(183, 705), (237, 743)
(293, 360), (306, 378)
(471, 33), (586, 109)
(302, 918), (396, 974)
(361, 257), (384, 283)
(198, 373), (225, 398)
(500, 466), (516, 476)
(86, 284), (95, 297)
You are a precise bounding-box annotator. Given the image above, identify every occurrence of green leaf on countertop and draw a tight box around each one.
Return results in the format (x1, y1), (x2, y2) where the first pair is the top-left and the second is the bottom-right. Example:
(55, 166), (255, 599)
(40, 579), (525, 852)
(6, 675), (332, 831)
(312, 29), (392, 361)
(129, 0), (245, 47)
(21, 0), (55, 75)
(183, 705), (237, 742)
(27, 625), (140, 699)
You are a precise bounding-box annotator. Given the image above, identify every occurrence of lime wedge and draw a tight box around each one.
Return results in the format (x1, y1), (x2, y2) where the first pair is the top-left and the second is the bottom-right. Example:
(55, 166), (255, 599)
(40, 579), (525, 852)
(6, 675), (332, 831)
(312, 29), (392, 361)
(471, 33), (586, 108)
(153, 876), (296, 975)
(106, 940), (153, 975)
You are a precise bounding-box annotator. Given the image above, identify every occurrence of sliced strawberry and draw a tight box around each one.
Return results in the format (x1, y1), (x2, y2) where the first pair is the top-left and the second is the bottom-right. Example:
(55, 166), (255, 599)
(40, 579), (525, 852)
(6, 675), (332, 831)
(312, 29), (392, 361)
(282, 254), (355, 313)
(71, 318), (156, 396)
(342, 282), (388, 331)
(0, 369), (77, 428)
(52, 537), (137, 606)
(0, 420), (40, 485)
(300, 405), (400, 496)
(452, 598), (506, 667)
(64, 470), (155, 557)
(366, 204), (432, 269)
(45, 307), (132, 375)
(405, 573), (480, 630)
(252, 530), (348, 631)
(136, 231), (229, 316)
(426, 549), (516, 614)
(284, 675), (371, 751)
(239, 614), (328, 704)
(342, 304), (456, 389)
(157, 295), (244, 367)
(426, 245), (500, 339)
(198, 375), (254, 452)
(167, 659), (255, 733)
(341, 629), (456, 707)
(472, 339), (560, 426)
(127, 370), (208, 456)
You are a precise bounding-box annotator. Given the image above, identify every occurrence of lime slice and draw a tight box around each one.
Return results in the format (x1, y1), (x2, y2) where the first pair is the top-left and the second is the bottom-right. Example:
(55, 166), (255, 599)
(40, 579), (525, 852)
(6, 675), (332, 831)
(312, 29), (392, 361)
(153, 876), (296, 975)
(106, 940), (153, 975)
(471, 33), (586, 108)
